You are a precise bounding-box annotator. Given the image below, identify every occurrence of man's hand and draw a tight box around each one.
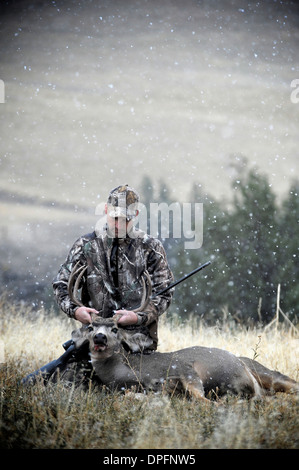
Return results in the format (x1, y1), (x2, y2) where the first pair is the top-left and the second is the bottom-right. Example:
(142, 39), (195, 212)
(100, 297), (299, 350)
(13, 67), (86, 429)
(74, 306), (99, 324)
(114, 309), (138, 326)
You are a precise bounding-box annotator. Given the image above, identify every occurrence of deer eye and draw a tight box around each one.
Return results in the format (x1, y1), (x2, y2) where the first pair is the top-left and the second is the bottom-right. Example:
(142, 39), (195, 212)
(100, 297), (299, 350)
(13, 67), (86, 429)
(111, 327), (118, 334)
(87, 325), (94, 332)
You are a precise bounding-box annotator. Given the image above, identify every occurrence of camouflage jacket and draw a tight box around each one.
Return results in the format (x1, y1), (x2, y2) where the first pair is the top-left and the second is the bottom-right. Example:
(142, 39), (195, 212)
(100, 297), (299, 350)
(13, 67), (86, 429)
(52, 224), (174, 350)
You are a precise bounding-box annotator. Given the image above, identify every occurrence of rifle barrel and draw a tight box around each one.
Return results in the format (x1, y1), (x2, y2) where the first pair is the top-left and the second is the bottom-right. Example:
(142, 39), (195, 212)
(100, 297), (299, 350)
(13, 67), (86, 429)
(152, 260), (211, 298)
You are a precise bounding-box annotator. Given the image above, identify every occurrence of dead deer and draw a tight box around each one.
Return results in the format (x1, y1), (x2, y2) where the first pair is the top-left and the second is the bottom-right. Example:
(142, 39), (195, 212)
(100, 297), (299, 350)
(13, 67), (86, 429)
(72, 315), (298, 401)
(69, 264), (299, 401)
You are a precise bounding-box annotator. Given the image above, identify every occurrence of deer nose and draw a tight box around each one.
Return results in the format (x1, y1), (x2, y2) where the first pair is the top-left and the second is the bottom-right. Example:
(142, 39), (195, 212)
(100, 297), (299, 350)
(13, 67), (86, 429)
(94, 333), (107, 345)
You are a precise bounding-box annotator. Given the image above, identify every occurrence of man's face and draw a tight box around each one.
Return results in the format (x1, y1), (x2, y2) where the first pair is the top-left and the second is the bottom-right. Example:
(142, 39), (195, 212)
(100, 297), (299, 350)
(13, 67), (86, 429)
(107, 215), (129, 238)
(105, 204), (131, 238)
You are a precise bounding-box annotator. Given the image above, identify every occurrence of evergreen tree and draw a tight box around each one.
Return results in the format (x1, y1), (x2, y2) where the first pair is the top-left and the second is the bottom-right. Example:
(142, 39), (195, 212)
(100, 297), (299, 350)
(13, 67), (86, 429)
(169, 182), (227, 321)
(277, 180), (299, 321)
(139, 171), (298, 326)
(222, 169), (279, 322)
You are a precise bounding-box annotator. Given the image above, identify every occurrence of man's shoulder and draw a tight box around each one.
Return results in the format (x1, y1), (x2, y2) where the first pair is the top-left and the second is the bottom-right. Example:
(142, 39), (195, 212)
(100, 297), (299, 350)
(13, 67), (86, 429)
(133, 231), (164, 250)
(73, 231), (97, 247)
(82, 231), (97, 241)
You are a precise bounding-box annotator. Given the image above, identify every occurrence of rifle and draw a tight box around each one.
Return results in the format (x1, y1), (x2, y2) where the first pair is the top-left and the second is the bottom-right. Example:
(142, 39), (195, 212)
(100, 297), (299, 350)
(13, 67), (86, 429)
(21, 261), (211, 386)
(152, 260), (211, 298)
(21, 339), (89, 386)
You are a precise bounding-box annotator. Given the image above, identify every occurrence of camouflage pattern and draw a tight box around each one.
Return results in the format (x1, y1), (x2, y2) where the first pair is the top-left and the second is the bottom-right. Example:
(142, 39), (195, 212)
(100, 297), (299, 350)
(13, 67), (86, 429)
(53, 223), (174, 351)
(107, 184), (140, 219)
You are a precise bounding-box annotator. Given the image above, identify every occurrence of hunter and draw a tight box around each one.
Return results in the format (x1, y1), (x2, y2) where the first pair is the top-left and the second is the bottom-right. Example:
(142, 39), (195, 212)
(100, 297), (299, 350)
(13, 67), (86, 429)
(52, 184), (174, 384)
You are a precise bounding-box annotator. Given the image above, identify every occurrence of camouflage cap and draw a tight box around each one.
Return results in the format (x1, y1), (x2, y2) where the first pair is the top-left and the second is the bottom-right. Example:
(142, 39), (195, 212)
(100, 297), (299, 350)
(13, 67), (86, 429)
(107, 184), (140, 220)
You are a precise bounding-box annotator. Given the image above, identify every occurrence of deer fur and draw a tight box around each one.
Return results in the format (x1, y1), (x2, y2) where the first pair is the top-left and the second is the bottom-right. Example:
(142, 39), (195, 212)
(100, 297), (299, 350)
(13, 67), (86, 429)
(71, 316), (299, 401)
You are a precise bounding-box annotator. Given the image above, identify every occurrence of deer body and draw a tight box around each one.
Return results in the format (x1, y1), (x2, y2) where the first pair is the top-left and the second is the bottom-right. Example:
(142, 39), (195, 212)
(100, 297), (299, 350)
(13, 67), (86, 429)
(92, 346), (261, 400)
(69, 267), (298, 401)
(73, 318), (267, 401)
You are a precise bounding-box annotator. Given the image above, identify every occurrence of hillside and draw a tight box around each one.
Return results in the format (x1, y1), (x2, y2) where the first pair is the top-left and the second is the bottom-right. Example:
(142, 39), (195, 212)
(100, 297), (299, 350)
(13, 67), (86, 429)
(0, 0), (298, 305)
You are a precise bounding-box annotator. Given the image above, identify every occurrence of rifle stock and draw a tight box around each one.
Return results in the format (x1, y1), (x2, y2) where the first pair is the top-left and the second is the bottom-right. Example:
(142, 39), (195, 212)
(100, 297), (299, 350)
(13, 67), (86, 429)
(21, 342), (77, 385)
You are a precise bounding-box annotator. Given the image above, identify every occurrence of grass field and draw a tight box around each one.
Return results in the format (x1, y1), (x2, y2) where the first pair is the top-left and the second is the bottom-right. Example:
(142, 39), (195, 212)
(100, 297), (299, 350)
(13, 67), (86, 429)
(0, 295), (298, 449)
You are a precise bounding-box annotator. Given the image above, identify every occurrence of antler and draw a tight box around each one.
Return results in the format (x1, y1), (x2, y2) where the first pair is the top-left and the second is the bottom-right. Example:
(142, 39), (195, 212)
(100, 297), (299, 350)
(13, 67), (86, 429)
(67, 260), (88, 307)
(132, 270), (152, 313)
(68, 261), (152, 313)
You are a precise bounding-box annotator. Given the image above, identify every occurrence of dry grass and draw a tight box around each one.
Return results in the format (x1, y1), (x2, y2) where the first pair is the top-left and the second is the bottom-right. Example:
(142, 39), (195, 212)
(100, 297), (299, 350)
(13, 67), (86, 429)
(0, 295), (298, 450)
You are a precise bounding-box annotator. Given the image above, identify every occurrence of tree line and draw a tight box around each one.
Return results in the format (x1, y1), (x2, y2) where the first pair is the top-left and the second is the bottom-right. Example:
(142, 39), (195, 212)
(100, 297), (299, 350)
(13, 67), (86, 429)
(139, 168), (299, 325)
